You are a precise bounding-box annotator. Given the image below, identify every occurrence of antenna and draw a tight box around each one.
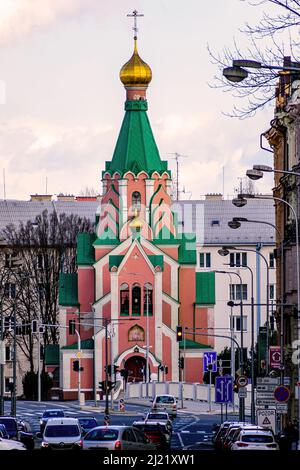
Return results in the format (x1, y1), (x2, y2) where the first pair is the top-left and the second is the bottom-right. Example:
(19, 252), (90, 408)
(45, 176), (48, 195)
(167, 152), (189, 200)
(3, 168), (6, 200)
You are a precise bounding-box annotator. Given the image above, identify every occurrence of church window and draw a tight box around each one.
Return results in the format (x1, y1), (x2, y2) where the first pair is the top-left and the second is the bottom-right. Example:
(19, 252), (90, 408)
(132, 191), (141, 211)
(143, 283), (153, 316)
(128, 324), (145, 342)
(132, 283), (141, 316)
(120, 283), (130, 316)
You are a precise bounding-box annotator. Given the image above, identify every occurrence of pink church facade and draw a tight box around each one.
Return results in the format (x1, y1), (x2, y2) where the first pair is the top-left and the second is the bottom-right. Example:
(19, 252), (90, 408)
(57, 32), (214, 399)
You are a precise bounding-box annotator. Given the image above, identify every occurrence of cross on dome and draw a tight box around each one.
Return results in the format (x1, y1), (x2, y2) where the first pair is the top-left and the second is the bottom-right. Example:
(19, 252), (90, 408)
(126, 9), (144, 39)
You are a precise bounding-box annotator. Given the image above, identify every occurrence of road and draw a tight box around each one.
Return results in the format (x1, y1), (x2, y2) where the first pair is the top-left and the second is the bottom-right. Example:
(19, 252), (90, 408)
(2, 399), (234, 450)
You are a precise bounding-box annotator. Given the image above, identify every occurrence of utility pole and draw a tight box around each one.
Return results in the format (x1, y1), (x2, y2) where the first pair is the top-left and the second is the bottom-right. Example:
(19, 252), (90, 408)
(0, 302), (4, 415)
(11, 300), (17, 417)
(167, 153), (188, 200)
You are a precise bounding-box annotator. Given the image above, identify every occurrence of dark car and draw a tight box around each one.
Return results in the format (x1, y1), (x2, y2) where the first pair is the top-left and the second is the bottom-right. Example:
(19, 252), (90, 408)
(78, 417), (98, 436)
(132, 422), (168, 449)
(40, 409), (65, 433)
(0, 423), (9, 439)
(0, 417), (35, 450)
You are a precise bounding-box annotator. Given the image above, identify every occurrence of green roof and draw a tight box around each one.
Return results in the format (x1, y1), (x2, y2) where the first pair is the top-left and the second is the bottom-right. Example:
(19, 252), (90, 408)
(148, 255), (164, 271)
(93, 227), (119, 245)
(179, 339), (211, 349)
(196, 272), (215, 305)
(77, 232), (96, 265)
(61, 338), (94, 350)
(109, 255), (124, 270)
(104, 100), (169, 175)
(44, 344), (60, 365)
(59, 273), (79, 306)
(178, 233), (197, 264)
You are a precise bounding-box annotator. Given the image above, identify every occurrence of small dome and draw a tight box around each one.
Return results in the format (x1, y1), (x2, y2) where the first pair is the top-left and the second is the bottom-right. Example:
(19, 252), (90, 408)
(120, 38), (152, 88)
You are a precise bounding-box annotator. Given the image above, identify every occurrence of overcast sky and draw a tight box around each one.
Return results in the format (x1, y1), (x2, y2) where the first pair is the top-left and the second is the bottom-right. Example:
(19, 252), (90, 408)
(0, 0), (276, 201)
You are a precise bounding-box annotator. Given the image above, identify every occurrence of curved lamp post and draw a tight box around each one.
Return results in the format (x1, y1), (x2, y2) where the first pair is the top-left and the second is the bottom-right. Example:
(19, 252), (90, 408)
(223, 60), (300, 83)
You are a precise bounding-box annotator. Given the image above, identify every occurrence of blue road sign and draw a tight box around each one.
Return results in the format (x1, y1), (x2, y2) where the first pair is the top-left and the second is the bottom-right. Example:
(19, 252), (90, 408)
(215, 375), (234, 404)
(203, 351), (217, 372)
(274, 386), (290, 403)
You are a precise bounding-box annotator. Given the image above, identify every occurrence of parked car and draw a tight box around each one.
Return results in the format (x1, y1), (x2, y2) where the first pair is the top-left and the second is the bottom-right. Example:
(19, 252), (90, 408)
(151, 394), (177, 418)
(0, 417), (19, 440)
(0, 424), (9, 439)
(143, 412), (173, 431)
(0, 437), (27, 450)
(0, 417), (35, 450)
(132, 421), (169, 449)
(82, 425), (155, 451)
(213, 421), (239, 450)
(231, 429), (279, 450)
(40, 409), (65, 433)
(78, 417), (98, 436)
(40, 417), (82, 450)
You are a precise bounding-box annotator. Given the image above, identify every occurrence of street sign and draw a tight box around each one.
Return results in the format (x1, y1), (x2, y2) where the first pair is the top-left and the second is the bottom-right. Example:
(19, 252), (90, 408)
(215, 376), (233, 404)
(284, 377), (290, 386)
(276, 403), (288, 414)
(256, 392), (276, 399)
(236, 375), (248, 388)
(119, 398), (125, 412)
(257, 384), (277, 392)
(256, 399), (276, 406)
(257, 377), (280, 385)
(76, 351), (82, 359)
(238, 387), (247, 398)
(274, 386), (290, 403)
(269, 346), (281, 370)
(203, 351), (217, 373)
(257, 409), (276, 433)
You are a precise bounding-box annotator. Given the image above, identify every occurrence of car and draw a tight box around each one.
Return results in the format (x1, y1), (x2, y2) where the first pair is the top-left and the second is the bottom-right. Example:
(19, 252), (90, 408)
(213, 421), (240, 450)
(0, 424), (9, 440)
(40, 417), (82, 450)
(143, 412), (173, 431)
(132, 421), (169, 449)
(0, 417), (19, 440)
(151, 394), (177, 418)
(78, 417), (98, 436)
(0, 417), (35, 450)
(222, 423), (260, 451)
(0, 437), (27, 450)
(40, 409), (65, 433)
(82, 425), (156, 451)
(231, 429), (279, 450)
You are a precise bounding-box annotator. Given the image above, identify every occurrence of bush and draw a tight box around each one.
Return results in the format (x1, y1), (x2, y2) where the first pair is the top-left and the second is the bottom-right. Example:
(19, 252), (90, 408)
(22, 371), (53, 400)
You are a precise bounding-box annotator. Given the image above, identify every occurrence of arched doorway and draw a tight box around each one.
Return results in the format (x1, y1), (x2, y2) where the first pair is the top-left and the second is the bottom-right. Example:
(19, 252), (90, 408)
(124, 356), (146, 383)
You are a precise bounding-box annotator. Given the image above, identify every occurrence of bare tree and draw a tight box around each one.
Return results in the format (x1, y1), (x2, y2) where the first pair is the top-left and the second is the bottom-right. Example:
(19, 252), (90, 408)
(1, 211), (94, 371)
(209, 0), (300, 118)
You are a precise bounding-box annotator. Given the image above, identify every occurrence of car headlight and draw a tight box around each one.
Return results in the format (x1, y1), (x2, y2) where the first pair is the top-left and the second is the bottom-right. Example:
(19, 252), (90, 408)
(40, 420), (43, 425)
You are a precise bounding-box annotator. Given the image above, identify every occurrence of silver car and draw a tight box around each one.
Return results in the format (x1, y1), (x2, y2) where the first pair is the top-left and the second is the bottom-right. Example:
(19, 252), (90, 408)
(82, 426), (155, 450)
(41, 417), (82, 450)
(151, 394), (177, 418)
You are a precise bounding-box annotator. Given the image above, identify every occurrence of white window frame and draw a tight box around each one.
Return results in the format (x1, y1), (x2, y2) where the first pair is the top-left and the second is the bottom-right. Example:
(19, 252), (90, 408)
(199, 252), (211, 268)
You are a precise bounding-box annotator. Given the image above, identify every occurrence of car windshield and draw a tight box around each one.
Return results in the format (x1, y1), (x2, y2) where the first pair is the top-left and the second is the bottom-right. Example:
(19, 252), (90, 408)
(0, 419), (17, 432)
(85, 429), (119, 441)
(148, 414), (168, 420)
(79, 418), (97, 428)
(43, 411), (64, 419)
(44, 425), (80, 438)
(156, 396), (174, 404)
(134, 424), (162, 432)
(242, 435), (274, 443)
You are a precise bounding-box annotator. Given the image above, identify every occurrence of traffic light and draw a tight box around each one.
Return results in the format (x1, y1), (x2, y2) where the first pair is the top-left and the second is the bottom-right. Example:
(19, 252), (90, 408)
(176, 326), (183, 342)
(31, 320), (38, 333)
(98, 380), (116, 392)
(104, 365), (112, 375)
(99, 381), (105, 390)
(178, 357), (184, 369)
(233, 380), (238, 393)
(165, 366), (168, 375)
(72, 360), (79, 372)
(69, 320), (76, 335)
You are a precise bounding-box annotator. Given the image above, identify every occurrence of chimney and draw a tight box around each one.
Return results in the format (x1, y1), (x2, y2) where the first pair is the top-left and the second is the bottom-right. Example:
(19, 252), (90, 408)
(205, 193), (223, 200)
(30, 194), (52, 202)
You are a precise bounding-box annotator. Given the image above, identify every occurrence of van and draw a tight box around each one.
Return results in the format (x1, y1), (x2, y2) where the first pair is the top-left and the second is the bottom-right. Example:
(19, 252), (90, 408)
(151, 394), (177, 418)
(41, 417), (82, 450)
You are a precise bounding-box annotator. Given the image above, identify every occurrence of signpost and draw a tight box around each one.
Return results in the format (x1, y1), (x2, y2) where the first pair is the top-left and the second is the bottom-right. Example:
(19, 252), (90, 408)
(204, 351), (217, 413)
(276, 403), (288, 415)
(215, 376), (233, 404)
(256, 377), (279, 407)
(238, 387), (247, 398)
(236, 375), (248, 388)
(257, 409), (276, 433)
(269, 346), (281, 370)
(274, 386), (290, 403)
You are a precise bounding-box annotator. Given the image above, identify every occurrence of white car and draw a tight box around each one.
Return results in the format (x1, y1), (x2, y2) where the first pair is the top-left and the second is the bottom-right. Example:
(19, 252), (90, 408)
(82, 426), (155, 450)
(0, 437), (27, 450)
(41, 417), (82, 450)
(144, 412), (173, 431)
(151, 394), (177, 418)
(231, 429), (279, 450)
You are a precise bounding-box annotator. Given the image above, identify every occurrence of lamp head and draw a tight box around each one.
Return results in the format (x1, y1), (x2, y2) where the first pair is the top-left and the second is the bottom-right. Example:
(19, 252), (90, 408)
(232, 197), (247, 208)
(228, 220), (241, 229)
(223, 66), (248, 83)
(253, 164), (273, 172)
(246, 169), (263, 180)
(218, 248), (230, 257)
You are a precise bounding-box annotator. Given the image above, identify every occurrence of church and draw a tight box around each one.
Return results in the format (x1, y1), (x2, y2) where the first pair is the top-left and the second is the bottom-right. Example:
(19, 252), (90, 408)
(56, 21), (215, 399)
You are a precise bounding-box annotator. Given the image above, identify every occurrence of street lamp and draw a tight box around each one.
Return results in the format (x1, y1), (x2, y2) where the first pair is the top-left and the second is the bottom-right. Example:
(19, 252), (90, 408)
(223, 60), (300, 83)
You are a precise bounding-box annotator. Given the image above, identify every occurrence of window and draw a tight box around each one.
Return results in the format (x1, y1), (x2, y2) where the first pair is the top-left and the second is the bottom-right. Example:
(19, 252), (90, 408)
(5, 378), (12, 393)
(132, 284), (141, 316)
(132, 191), (141, 211)
(211, 220), (220, 226)
(4, 283), (16, 299)
(270, 284), (275, 300)
(37, 253), (49, 270)
(199, 253), (211, 268)
(122, 429), (136, 442)
(143, 283), (153, 315)
(269, 252), (275, 268)
(4, 252), (18, 268)
(120, 283), (129, 316)
(5, 346), (12, 361)
(229, 284), (248, 300)
(231, 316), (247, 332)
(229, 252), (247, 267)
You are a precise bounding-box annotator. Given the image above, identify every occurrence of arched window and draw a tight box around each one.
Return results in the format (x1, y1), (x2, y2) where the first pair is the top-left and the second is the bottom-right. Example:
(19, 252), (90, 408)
(132, 283), (141, 316)
(120, 283), (129, 316)
(143, 283), (153, 316)
(128, 324), (145, 342)
(132, 191), (141, 211)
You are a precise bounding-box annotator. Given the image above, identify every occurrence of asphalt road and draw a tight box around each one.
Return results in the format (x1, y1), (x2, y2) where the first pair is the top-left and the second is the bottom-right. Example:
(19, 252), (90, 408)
(2, 400), (230, 450)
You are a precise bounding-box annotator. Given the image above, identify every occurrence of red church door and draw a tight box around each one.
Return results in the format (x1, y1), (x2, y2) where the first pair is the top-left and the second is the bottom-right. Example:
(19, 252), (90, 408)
(124, 356), (146, 383)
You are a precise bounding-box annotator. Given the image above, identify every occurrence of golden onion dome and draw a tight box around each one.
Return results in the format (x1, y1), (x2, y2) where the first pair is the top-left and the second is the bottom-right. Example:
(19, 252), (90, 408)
(120, 38), (152, 88)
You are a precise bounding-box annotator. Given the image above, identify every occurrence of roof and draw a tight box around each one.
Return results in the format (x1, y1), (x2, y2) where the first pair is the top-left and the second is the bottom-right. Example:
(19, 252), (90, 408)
(59, 273), (79, 307)
(61, 338), (94, 350)
(0, 197), (275, 246)
(179, 339), (211, 349)
(104, 100), (169, 176)
(44, 344), (60, 366)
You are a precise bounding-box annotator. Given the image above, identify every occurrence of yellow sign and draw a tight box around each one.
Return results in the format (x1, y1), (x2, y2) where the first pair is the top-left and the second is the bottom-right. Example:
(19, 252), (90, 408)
(76, 351), (82, 359)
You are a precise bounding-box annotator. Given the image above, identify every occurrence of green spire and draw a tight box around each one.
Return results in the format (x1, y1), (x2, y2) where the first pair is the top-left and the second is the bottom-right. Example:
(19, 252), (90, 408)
(104, 100), (169, 176)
